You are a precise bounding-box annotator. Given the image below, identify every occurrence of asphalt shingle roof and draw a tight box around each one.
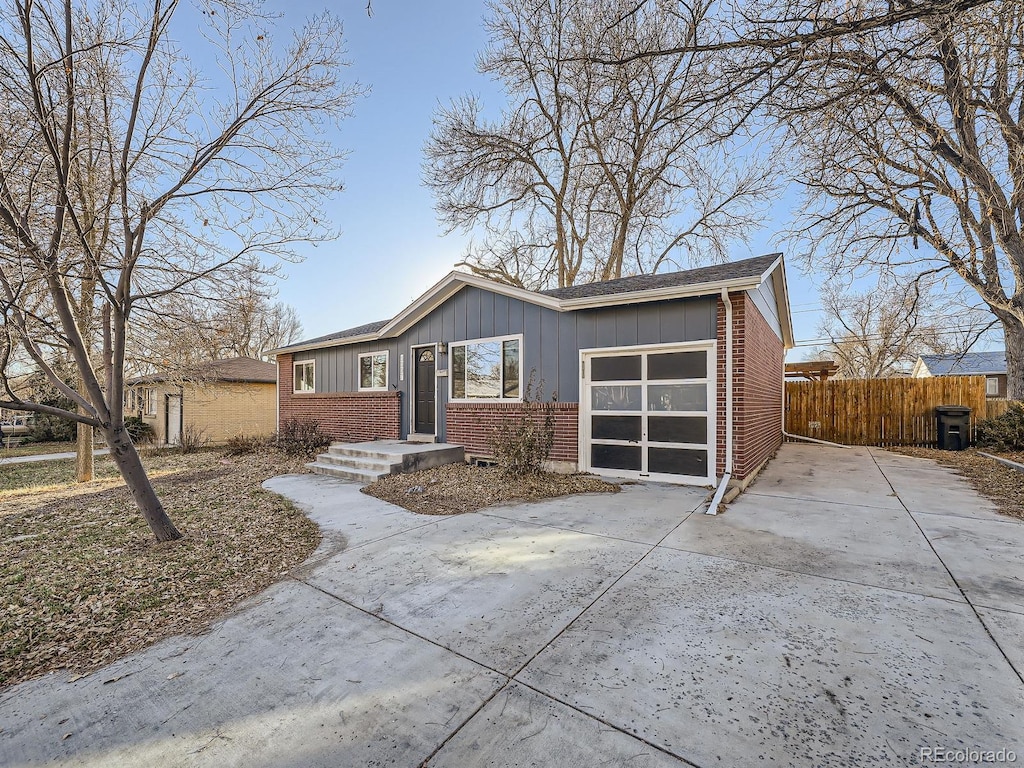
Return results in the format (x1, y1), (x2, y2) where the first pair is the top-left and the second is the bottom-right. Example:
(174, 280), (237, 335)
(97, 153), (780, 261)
(281, 320), (390, 350)
(540, 253), (781, 300)
(129, 356), (277, 384)
(920, 350), (1007, 376)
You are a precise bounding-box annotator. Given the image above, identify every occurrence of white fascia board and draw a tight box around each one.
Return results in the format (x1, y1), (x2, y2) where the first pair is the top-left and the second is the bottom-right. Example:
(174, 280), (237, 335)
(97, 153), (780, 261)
(268, 258), (794, 355)
(766, 255), (796, 349)
(379, 271), (562, 338)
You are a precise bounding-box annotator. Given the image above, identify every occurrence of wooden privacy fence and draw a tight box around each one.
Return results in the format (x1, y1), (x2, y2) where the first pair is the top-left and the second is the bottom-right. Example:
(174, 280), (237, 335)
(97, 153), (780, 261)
(785, 376), (988, 447)
(987, 398), (1014, 420)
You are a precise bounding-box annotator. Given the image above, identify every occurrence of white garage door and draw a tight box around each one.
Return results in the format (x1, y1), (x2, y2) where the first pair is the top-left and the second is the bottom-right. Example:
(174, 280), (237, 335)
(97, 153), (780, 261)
(580, 343), (716, 485)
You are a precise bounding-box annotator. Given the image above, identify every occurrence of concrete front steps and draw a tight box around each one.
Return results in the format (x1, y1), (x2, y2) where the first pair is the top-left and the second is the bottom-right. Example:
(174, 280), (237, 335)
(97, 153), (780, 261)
(307, 439), (464, 483)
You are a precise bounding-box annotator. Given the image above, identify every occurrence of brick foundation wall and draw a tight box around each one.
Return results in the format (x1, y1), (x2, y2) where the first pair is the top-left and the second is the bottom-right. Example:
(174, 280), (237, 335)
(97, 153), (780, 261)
(277, 353), (401, 441)
(716, 293), (784, 480)
(446, 402), (579, 463)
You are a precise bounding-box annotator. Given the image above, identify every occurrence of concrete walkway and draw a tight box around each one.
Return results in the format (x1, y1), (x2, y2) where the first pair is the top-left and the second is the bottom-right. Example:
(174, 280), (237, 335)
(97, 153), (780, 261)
(1, 444), (1021, 766)
(0, 449), (109, 466)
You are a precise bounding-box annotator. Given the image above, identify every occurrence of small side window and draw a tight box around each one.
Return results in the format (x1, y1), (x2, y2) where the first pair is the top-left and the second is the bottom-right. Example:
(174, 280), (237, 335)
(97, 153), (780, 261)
(358, 352), (389, 391)
(294, 360), (315, 393)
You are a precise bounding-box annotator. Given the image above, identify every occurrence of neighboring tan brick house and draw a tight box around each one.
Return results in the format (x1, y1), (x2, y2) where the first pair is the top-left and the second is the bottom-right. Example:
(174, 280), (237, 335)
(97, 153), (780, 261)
(272, 254), (794, 487)
(127, 357), (277, 446)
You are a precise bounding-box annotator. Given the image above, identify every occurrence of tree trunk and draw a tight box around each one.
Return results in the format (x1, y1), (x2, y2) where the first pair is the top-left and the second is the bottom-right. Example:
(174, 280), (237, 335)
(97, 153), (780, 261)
(1004, 315), (1024, 401)
(603, 225), (627, 281)
(76, 419), (93, 483)
(104, 425), (182, 542)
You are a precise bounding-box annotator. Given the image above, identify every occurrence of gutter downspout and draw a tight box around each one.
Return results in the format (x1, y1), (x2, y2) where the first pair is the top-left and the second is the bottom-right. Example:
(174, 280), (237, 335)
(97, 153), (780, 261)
(707, 288), (733, 515)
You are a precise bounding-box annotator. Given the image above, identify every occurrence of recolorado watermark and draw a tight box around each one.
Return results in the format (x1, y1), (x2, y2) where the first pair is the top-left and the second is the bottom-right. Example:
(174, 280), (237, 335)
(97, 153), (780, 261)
(920, 747), (1017, 764)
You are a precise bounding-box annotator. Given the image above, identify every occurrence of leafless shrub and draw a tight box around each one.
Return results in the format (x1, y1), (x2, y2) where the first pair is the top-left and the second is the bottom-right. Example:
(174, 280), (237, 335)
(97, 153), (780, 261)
(490, 373), (556, 476)
(177, 426), (209, 455)
(275, 419), (331, 458)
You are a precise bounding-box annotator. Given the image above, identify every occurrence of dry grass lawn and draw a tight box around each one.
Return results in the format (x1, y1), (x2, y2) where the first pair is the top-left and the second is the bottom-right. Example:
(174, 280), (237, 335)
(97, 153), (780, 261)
(1, 448), (319, 689)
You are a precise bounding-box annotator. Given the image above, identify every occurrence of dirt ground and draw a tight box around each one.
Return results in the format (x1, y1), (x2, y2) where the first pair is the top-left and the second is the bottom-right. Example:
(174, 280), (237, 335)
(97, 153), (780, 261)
(362, 462), (619, 515)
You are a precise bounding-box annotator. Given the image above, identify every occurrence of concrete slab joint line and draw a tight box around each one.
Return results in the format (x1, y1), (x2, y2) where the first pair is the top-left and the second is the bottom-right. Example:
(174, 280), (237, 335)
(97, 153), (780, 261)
(867, 447), (1024, 687)
(3, 447), (1022, 767)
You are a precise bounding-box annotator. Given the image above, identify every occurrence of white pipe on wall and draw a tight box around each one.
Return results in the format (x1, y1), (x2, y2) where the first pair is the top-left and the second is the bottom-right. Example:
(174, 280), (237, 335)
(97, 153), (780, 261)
(707, 288), (734, 515)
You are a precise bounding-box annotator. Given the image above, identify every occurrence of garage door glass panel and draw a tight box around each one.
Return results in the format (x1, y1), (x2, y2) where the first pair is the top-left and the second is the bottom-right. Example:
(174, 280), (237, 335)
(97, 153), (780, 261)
(649, 384), (706, 411)
(591, 355), (641, 381)
(592, 415), (642, 441)
(648, 351), (706, 380)
(591, 385), (641, 411)
(649, 416), (706, 444)
(592, 444), (642, 471)
(648, 447), (707, 476)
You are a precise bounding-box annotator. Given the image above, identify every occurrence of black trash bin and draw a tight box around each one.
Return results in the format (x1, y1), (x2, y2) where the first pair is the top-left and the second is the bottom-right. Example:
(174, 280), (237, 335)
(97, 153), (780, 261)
(935, 405), (971, 450)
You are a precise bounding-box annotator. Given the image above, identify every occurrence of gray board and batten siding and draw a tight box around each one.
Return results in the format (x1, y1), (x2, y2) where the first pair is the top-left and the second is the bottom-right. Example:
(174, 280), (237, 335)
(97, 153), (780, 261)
(291, 285), (717, 441)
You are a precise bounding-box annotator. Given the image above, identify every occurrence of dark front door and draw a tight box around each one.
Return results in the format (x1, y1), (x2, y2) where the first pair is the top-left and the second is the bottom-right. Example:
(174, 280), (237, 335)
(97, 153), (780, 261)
(414, 347), (436, 434)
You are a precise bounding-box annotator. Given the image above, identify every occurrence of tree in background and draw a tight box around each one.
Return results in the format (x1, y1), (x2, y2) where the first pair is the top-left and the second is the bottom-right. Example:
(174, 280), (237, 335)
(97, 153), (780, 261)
(132, 269), (303, 373)
(20, 360), (77, 443)
(698, 0), (1024, 397)
(815, 278), (986, 379)
(0, 0), (361, 541)
(424, 0), (776, 289)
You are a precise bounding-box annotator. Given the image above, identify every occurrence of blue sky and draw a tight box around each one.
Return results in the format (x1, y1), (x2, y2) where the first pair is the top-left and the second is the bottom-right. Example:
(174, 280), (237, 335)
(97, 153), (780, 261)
(260, 1), (842, 359)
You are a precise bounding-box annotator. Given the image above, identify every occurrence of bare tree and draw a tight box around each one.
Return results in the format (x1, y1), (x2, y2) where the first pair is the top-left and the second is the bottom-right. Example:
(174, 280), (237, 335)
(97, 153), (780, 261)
(588, 0), (1022, 386)
(424, 0), (776, 289)
(0, 0), (360, 541)
(134, 270), (303, 370)
(769, 0), (1024, 397)
(815, 277), (987, 378)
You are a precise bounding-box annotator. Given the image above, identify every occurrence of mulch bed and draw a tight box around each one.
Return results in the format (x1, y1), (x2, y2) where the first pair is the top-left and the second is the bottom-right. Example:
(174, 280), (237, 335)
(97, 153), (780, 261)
(889, 447), (1024, 521)
(0, 448), (319, 689)
(362, 462), (619, 515)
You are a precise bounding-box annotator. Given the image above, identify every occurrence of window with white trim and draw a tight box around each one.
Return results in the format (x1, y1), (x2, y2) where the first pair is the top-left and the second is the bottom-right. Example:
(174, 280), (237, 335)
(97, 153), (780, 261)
(986, 376), (999, 396)
(293, 360), (315, 393)
(450, 335), (521, 400)
(142, 387), (157, 416)
(358, 351), (389, 391)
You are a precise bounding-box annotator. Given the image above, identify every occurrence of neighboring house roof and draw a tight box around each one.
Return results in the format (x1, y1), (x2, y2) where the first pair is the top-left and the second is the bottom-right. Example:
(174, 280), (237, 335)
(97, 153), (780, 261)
(272, 253), (792, 355)
(915, 351), (1007, 377)
(128, 356), (277, 385)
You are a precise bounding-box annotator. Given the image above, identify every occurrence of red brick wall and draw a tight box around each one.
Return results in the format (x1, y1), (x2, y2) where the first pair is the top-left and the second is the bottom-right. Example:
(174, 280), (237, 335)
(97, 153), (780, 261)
(277, 353), (401, 442)
(716, 293), (784, 480)
(735, 293), (784, 477)
(447, 402), (579, 463)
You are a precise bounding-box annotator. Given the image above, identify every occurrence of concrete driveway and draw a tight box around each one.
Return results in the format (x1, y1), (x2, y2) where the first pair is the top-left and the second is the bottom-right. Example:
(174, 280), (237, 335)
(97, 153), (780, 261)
(2, 444), (1022, 767)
